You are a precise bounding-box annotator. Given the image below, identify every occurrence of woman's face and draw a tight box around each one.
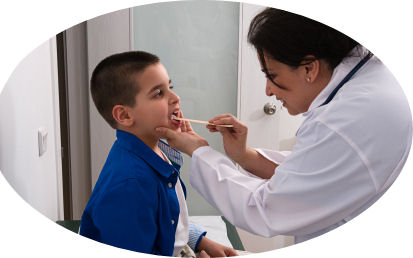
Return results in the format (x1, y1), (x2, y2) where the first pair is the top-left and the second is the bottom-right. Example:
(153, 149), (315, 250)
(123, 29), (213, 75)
(259, 53), (317, 115)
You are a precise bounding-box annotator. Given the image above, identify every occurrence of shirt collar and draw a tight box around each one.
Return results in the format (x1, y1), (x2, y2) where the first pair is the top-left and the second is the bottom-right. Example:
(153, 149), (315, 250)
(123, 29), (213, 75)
(116, 130), (177, 179)
(305, 46), (370, 113)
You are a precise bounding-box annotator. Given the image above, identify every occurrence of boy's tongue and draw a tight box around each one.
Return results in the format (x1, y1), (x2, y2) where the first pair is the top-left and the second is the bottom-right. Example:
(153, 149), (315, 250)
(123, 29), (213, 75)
(170, 114), (181, 126)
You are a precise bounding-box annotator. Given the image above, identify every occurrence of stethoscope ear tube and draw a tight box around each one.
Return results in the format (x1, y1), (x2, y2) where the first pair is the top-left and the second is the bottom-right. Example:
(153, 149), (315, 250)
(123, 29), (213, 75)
(319, 52), (373, 107)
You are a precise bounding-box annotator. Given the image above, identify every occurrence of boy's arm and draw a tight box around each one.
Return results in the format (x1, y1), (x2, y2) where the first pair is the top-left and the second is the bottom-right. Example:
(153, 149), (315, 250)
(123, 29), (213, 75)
(189, 223), (238, 256)
(93, 178), (162, 254)
(188, 223), (207, 252)
(197, 236), (238, 257)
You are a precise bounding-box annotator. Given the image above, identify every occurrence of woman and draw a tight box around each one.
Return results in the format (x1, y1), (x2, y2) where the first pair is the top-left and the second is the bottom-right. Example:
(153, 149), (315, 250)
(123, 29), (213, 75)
(156, 8), (412, 243)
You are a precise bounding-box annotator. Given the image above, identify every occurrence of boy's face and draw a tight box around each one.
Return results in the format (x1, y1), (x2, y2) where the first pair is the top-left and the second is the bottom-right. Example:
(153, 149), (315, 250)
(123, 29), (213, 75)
(129, 63), (182, 142)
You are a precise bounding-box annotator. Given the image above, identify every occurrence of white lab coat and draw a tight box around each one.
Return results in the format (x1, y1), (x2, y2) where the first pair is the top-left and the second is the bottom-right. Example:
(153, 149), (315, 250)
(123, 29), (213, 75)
(190, 47), (412, 243)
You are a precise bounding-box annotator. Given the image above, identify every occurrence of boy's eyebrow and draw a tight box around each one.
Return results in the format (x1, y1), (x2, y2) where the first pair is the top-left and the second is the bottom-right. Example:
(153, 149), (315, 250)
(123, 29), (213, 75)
(148, 79), (172, 94)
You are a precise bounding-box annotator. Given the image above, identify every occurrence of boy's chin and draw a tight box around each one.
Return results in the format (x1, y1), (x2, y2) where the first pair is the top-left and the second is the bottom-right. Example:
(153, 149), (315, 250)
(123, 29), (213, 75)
(165, 124), (181, 132)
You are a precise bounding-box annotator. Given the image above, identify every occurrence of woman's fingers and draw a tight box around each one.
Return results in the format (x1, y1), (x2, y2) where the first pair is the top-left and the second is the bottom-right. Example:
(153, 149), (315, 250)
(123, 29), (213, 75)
(209, 113), (234, 123)
(155, 126), (209, 156)
(206, 114), (248, 137)
(210, 113), (233, 119)
(212, 117), (237, 126)
(179, 110), (194, 133)
(181, 120), (194, 133)
(180, 119), (187, 132)
(206, 124), (218, 132)
(215, 126), (236, 138)
(178, 110), (187, 132)
(209, 114), (238, 125)
(214, 118), (246, 134)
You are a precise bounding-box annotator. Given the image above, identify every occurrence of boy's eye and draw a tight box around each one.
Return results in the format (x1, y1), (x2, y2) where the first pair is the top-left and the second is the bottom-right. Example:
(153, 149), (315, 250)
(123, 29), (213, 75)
(154, 89), (163, 97)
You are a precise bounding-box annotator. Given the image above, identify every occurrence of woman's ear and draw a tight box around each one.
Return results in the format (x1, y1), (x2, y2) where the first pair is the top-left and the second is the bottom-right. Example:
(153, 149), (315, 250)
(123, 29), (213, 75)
(301, 55), (319, 83)
(112, 105), (134, 127)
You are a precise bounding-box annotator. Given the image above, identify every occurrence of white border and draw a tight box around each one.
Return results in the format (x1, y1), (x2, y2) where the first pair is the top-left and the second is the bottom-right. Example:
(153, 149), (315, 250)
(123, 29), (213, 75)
(1, 0), (412, 257)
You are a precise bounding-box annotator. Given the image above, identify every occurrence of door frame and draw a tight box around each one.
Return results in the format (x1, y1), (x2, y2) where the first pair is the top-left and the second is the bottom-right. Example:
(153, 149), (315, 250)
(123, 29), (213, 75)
(235, 3), (296, 251)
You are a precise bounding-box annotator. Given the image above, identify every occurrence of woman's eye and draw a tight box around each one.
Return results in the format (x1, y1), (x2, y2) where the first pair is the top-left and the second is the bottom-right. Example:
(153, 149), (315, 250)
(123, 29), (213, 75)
(169, 85), (174, 90)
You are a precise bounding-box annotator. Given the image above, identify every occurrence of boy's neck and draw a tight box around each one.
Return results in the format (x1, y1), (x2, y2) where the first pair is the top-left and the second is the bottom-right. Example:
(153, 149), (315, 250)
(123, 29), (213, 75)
(117, 128), (165, 160)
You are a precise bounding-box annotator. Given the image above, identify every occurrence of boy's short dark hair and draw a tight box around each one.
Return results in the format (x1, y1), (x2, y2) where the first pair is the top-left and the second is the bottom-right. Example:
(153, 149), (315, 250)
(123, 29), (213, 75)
(91, 51), (160, 128)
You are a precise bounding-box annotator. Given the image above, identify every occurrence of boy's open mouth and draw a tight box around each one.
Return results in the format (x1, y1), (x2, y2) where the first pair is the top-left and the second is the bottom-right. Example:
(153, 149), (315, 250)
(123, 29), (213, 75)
(170, 111), (181, 126)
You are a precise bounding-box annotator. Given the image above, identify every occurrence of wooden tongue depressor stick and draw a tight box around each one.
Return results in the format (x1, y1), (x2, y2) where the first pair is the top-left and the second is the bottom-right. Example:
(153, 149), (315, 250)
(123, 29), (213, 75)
(172, 116), (234, 127)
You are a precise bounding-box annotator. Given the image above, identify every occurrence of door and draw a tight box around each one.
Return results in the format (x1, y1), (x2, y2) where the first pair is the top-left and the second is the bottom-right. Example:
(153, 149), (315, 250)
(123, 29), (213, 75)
(239, 4), (304, 152)
(236, 3), (301, 251)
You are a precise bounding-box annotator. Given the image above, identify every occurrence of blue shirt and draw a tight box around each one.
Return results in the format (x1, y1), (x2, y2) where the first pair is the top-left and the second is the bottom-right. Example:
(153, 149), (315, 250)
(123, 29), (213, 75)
(79, 130), (206, 255)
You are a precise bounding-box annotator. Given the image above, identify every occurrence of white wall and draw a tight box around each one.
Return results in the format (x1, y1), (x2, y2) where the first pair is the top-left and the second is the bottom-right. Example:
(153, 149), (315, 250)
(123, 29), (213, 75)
(0, 38), (63, 221)
(87, 8), (131, 188)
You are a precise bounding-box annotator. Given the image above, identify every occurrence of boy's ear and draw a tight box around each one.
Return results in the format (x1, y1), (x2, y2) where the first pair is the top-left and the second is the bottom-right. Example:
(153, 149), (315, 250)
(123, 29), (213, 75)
(112, 105), (134, 127)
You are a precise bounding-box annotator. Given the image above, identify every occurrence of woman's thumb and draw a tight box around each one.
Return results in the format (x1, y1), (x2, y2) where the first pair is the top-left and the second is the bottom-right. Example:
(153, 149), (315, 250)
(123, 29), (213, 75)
(215, 125), (232, 136)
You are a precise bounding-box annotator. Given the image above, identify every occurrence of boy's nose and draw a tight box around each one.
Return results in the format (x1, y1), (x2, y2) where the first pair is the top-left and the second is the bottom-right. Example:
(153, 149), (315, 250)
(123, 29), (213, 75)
(169, 91), (180, 104)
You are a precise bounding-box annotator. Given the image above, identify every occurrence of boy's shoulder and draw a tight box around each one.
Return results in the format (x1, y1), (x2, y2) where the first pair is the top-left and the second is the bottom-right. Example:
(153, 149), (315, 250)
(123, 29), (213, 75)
(97, 131), (181, 190)
(90, 147), (161, 205)
(106, 142), (160, 182)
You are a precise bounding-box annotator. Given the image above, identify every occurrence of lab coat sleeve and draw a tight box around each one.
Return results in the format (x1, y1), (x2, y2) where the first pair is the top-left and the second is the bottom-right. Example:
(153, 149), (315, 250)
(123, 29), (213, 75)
(190, 121), (378, 238)
(255, 148), (291, 165)
(233, 148), (290, 179)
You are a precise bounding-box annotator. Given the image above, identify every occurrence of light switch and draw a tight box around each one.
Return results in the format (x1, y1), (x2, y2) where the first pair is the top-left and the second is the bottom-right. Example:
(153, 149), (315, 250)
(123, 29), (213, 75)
(38, 127), (48, 157)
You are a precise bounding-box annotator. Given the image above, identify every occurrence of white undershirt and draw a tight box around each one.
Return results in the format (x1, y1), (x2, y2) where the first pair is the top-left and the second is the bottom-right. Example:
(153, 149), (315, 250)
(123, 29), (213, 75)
(160, 150), (189, 256)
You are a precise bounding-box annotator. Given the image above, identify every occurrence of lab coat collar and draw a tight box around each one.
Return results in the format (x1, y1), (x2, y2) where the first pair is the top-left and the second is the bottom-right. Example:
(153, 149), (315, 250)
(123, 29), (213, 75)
(115, 129), (180, 179)
(305, 46), (371, 114)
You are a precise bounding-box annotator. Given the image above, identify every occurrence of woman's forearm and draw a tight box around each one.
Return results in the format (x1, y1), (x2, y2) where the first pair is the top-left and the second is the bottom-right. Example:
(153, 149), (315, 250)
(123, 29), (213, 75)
(236, 147), (278, 179)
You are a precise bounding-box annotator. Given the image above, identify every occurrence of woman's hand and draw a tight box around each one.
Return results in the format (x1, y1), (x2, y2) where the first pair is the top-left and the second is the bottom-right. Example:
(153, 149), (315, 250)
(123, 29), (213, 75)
(155, 111), (209, 156)
(207, 114), (249, 164)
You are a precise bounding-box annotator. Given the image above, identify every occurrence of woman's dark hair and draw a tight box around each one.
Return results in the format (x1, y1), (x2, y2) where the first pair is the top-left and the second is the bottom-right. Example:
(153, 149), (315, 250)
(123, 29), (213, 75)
(91, 51), (160, 129)
(248, 8), (359, 70)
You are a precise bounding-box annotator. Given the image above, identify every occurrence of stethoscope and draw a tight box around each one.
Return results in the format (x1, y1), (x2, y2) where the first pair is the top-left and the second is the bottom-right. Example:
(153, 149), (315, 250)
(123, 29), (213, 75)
(319, 51), (373, 107)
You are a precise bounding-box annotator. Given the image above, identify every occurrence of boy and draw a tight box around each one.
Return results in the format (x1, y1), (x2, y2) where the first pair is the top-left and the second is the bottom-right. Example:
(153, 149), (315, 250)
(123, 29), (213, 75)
(79, 51), (236, 257)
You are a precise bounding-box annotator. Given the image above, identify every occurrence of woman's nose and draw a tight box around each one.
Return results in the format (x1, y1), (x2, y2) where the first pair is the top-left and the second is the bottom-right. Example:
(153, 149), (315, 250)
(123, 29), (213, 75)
(265, 80), (274, 97)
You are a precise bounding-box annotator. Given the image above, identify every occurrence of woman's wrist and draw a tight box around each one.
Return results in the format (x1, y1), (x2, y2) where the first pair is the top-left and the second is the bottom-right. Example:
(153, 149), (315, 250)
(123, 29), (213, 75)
(236, 147), (257, 170)
(187, 138), (209, 157)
